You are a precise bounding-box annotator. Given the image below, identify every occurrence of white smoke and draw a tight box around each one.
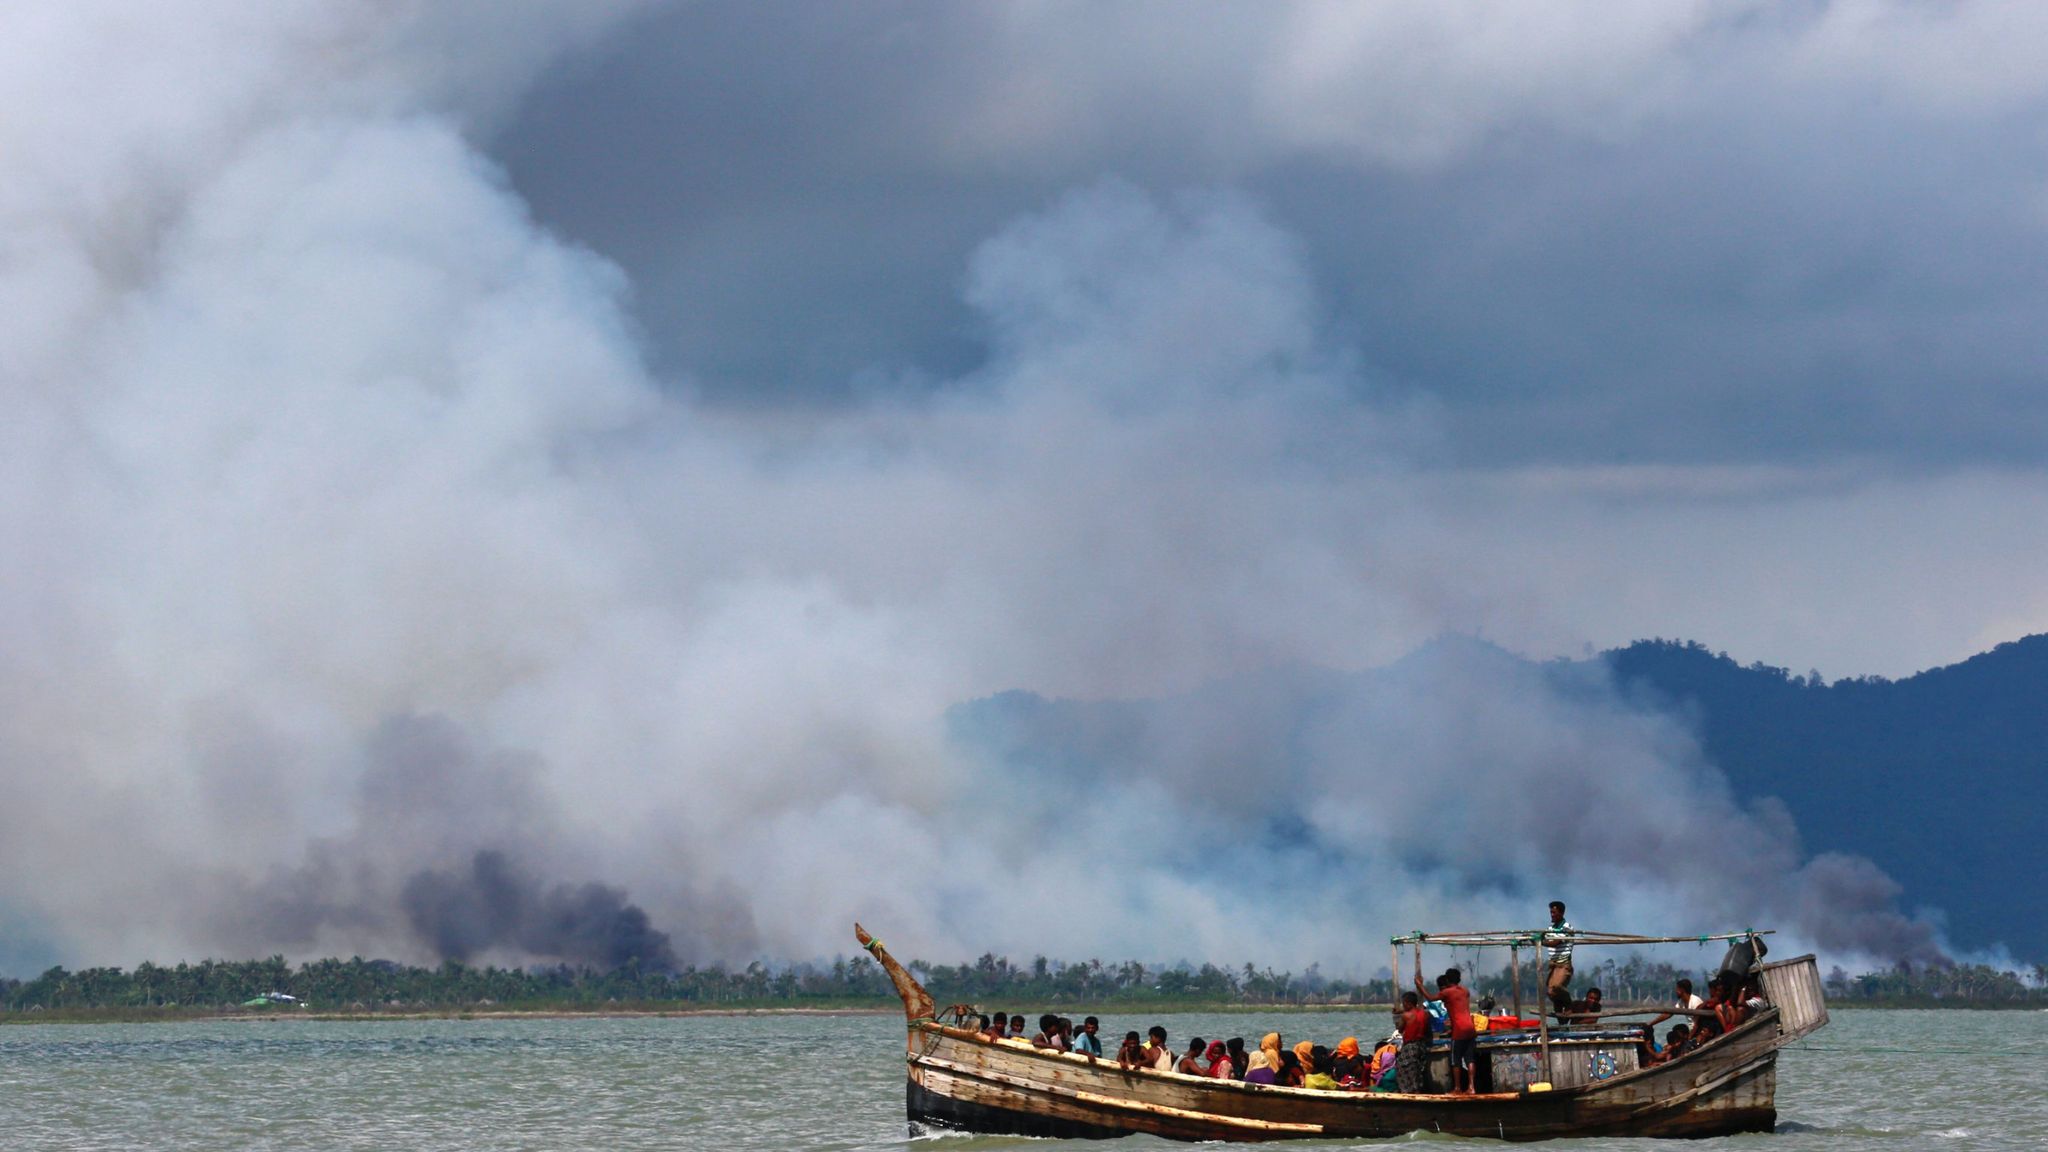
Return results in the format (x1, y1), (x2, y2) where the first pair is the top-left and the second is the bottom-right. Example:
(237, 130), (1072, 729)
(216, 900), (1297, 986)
(0, 2), (1956, 974)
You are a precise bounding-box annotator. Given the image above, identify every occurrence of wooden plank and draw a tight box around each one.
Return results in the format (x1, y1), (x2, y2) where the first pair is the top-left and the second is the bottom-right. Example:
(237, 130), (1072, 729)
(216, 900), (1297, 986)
(1758, 955), (1828, 1040)
(920, 1055), (1328, 1134)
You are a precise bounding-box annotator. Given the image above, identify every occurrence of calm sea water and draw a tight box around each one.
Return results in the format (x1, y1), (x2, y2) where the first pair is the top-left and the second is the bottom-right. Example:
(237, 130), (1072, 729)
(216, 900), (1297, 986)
(0, 1008), (2039, 1150)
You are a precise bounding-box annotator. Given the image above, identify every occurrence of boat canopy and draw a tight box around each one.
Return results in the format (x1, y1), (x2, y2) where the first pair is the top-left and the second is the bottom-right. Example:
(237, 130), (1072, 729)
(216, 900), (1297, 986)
(1391, 928), (1772, 948)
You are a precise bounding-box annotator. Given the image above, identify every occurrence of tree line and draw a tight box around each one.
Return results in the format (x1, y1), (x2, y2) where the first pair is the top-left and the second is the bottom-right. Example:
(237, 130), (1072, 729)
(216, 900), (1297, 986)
(6, 952), (2041, 1015)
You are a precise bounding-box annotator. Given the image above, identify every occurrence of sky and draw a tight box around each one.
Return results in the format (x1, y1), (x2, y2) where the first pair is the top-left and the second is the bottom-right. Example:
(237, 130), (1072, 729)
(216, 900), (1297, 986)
(491, 1), (2048, 677)
(3, 1), (2046, 977)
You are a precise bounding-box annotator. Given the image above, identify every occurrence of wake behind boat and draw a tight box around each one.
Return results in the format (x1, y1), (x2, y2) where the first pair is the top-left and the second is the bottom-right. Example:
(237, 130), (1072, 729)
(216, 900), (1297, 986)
(855, 922), (1827, 1141)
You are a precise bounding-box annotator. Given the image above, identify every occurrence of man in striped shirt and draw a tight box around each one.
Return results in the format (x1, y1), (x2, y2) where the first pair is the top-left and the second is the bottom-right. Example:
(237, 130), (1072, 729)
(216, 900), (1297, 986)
(1543, 900), (1575, 1014)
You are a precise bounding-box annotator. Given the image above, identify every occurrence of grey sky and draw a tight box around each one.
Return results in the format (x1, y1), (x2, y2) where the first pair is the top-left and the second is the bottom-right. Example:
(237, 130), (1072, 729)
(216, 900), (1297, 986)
(494, 1), (2048, 467)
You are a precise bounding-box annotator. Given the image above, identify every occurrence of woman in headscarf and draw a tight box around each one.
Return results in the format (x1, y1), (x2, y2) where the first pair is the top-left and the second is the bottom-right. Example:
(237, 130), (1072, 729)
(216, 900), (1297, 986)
(1303, 1045), (1338, 1091)
(1331, 1036), (1365, 1087)
(1370, 1034), (1401, 1089)
(1243, 1047), (1278, 1085)
(1204, 1039), (1233, 1079)
(1225, 1037), (1248, 1080)
(1258, 1032), (1284, 1081)
(1293, 1039), (1316, 1078)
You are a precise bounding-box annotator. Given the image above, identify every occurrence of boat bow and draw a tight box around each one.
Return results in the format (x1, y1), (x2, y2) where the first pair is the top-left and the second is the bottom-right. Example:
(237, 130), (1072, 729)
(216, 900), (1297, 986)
(856, 922), (936, 1050)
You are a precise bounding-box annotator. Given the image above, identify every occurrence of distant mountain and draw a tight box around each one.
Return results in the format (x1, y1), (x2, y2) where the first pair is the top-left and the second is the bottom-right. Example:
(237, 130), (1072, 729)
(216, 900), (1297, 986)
(951, 634), (2048, 962)
(1601, 635), (2048, 961)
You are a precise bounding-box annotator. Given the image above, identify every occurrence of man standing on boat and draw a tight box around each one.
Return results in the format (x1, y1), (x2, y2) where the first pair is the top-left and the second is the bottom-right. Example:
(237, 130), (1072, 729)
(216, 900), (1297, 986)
(1542, 901), (1574, 1014)
(1414, 968), (1477, 1095)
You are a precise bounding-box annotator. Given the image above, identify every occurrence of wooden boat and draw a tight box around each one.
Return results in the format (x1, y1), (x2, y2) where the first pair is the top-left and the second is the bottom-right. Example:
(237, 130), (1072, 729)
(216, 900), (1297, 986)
(855, 923), (1827, 1141)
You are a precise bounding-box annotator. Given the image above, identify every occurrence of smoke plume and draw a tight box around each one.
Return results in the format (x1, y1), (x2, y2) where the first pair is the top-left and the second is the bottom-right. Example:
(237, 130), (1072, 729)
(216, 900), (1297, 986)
(401, 851), (674, 970)
(0, 1), (1969, 975)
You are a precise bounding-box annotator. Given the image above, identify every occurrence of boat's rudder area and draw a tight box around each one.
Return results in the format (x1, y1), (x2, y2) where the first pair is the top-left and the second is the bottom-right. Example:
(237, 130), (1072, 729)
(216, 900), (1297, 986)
(1759, 954), (1828, 1040)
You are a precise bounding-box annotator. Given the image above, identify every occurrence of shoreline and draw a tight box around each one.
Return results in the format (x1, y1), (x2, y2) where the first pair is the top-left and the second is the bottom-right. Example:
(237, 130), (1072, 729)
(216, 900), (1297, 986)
(4, 1000), (2033, 1027)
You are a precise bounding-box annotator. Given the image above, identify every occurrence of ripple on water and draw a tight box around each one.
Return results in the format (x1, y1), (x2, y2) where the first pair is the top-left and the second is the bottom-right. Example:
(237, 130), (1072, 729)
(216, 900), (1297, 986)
(0, 1008), (2043, 1151)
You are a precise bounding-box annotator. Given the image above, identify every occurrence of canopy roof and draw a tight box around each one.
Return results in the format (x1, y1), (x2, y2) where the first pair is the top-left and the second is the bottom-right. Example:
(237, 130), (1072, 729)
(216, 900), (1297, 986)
(1390, 928), (1772, 948)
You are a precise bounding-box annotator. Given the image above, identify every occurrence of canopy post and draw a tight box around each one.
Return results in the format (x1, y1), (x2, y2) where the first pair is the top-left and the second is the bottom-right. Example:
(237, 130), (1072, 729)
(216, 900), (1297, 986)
(1390, 941), (1400, 1011)
(1511, 943), (1522, 1020)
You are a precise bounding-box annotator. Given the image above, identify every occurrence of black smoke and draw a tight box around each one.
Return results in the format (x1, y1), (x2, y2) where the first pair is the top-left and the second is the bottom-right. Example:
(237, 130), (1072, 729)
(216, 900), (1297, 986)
(400, 850), (676, 970)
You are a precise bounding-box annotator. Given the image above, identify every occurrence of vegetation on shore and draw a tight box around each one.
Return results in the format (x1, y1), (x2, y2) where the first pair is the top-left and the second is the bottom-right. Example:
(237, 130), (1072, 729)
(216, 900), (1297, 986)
(6, 951), (2042, 1022)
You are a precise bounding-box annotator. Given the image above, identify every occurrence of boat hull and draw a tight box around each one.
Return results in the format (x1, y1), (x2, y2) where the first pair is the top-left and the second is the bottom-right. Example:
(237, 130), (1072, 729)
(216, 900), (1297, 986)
(903, 1017), (1781, 1142)
(853, 926), (1820, 1143)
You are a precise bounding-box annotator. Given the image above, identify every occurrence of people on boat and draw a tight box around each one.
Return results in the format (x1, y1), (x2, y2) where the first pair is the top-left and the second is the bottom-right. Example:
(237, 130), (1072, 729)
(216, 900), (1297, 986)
(1073, 1016), (1104, 1058)
(1142, 1025), (1174, 1070)
(1691, 1011), (1722, 1046)
(1651, 977), (1703, 1028)
(1008, 1014), (1027, 1040)
(1031, 1013), (1068, 1051)
(1243, 1047), (1278, 1085)
(1421, 989), (1449, 1035)
(1330, 1036), (1366, 1087)
(1416, 966), (1477, 1095)
(1370, 1034), (1401, 1090)
(1739, 971), (1769, 1014)
(1395, 991), (1432, 1093)
(1303, 1045), (1338, 1091)
(1653, 1023), (1691, 1063)
(1543, 900), (1575, 1014)
(1276, 1049), (1306, 1087)
(1117, 1030), (1145, 1069)
(1689, 983), (1726, 1047)
(1258, 1032), (1283, 1080)
(1177, 1038), (1207, 1075)
(1568, 986), (1604, 1026)
(1291, 1039), (1315, 1079)
(982, 1012), (1009, 1041)
(1224, 1037), (1248, 1080)
(1204, 1039), (1234, 1079)
(1632, 1022), (1659, 1066)
(1703, 973), (1748, 1034)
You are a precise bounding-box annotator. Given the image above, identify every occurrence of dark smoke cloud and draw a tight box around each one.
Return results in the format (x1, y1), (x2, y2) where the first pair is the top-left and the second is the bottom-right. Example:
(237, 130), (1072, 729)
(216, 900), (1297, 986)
(401, 850), (675, 970)
(205, 715), (756, 969)
(1787, 853), (1946, 969)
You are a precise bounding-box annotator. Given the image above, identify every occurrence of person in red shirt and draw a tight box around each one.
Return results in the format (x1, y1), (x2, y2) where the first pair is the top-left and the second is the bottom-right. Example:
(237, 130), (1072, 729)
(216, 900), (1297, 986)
(1394, 991), (1432, 1093)
(1415, 966), (1477, 1094)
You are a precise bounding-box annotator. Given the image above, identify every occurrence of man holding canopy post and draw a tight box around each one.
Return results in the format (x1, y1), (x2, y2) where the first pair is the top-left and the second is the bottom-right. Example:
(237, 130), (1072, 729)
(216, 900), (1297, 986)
(1543, 900), (1575, 1015)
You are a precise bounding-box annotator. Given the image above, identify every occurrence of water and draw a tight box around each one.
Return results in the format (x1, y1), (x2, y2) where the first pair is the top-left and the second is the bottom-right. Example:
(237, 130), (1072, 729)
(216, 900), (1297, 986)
(0, 1008), (2040, 1150)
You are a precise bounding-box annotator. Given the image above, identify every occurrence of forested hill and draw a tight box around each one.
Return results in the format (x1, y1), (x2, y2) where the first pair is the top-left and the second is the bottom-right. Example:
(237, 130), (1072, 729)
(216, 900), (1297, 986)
(1602, 635), (2048, 960)
(950, 633), (2048, 964)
